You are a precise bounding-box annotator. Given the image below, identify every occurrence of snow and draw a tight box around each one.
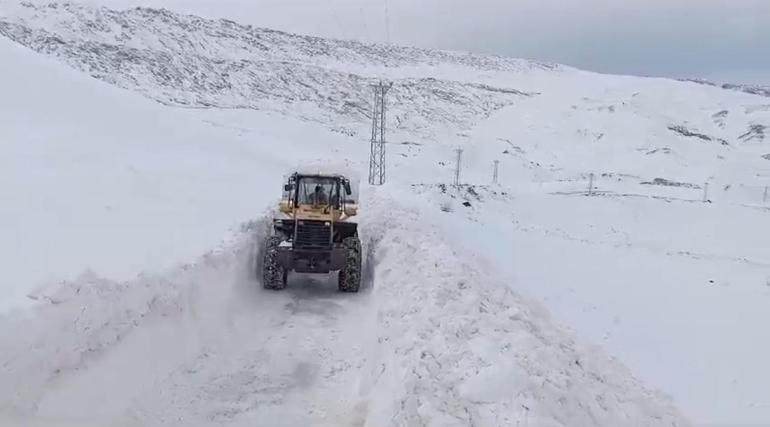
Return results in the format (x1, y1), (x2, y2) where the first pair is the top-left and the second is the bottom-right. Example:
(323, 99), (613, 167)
(0, 35), (366, 312)
(359, 195), (684, 427)
(410, 184), (770, 425)
(1, 2), (770, 426)
(0, 199), (686, 427)
(0, 1), (546, 140)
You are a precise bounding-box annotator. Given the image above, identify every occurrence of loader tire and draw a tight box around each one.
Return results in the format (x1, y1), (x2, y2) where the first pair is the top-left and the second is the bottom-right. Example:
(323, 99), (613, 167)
(338, 236), (362, 293)
(263, 236), (287, 290)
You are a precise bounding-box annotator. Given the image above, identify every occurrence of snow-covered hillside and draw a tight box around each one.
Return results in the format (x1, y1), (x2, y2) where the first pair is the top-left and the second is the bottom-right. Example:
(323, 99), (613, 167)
(1, 1), (769, 426)
(0, 33), (358, 312)
(0, 1), (543, 139)
(684, 78), (770, 98)
(1, 1), (767, 180)
(0, 34), (688, 427)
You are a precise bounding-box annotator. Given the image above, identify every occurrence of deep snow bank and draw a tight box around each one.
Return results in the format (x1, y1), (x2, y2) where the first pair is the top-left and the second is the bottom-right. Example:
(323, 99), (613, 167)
(0, 221), (257, 418)
(406, 182), (770, 425)
(358, 194), (688, 427)
(0, 197), (689, 426)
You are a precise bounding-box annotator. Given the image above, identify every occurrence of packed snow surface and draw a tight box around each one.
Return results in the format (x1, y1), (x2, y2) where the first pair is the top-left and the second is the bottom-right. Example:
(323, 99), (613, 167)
(2, 2), (770, 426)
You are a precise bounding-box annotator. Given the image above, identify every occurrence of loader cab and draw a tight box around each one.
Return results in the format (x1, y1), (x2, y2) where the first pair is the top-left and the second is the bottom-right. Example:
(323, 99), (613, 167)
(280, 173), (358, 221)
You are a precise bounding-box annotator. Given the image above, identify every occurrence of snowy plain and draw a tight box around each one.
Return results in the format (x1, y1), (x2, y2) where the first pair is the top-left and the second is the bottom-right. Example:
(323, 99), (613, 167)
(1, 2), (770, 426)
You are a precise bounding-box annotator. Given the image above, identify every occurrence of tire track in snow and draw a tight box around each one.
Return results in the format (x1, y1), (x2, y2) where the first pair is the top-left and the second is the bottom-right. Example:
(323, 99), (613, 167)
(0, 219), (376, 426)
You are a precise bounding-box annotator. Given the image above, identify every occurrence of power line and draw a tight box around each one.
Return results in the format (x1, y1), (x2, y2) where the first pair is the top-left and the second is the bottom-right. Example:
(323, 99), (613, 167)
(358, 6), (371, 41)
(383, 0), (391, 43)
(324, 0), (345, 39)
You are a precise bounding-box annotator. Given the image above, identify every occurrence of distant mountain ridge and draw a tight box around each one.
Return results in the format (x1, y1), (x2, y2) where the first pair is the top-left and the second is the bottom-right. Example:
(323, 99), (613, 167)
(0, 1), (549, 138)
(681, 78), (770, 98)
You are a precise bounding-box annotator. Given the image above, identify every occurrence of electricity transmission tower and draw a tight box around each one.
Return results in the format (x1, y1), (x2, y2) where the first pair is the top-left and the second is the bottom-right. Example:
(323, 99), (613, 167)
(368, 81), (392, 185)
(454, 148), (464, 185)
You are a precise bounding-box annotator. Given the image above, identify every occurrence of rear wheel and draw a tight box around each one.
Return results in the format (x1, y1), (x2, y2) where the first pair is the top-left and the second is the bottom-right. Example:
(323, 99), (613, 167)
(263, 236), (287, 290)
(338, 236), (362, 293)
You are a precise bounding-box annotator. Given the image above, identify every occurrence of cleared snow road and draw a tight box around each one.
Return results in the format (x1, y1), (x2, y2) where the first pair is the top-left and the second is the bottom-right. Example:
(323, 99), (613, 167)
(0, 219), (377, 427)
(0, 199), (688, 427)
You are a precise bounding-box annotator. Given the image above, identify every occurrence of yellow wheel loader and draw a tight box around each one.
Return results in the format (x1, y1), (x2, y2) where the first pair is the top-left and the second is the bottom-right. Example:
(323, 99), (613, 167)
(262, 172), (361, 292)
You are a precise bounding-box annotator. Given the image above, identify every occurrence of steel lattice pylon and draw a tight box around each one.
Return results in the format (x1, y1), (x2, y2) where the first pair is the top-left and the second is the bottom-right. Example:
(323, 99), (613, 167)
(368, 81), (392, 185)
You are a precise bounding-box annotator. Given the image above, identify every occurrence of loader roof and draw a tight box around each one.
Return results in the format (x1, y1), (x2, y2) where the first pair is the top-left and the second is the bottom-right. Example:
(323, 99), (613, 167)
(287, 162), (361, 182)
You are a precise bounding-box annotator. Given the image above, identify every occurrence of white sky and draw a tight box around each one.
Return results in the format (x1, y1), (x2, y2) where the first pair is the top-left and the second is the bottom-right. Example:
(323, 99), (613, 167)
(89, 0), (770, 83)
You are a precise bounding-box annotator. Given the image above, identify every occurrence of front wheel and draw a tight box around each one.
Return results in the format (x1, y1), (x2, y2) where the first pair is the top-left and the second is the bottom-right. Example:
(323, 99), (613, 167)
(338, 236), (362, 293)
(263, 236), (287, 290)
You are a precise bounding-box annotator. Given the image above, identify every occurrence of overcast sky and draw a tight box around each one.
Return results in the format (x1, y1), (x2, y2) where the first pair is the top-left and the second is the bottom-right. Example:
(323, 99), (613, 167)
(97, 0), (770, 84)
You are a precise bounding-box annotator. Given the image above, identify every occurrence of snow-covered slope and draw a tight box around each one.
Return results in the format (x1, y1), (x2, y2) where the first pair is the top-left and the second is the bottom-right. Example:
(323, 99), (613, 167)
(684, 78), (770, 98)
(1, 1), (767, 180)
(409, 183), (770, 425)
(0, 1), (542, 139)
(0, 34), (362, 311)
(0, 32), (689, 427)
(1, 1), (770, 426)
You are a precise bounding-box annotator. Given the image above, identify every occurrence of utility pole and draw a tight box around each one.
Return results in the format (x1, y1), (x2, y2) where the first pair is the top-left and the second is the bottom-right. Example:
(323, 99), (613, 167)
(368, 81), (392, 185)
(492, 160), (500, 184)
(454, 148), (464, 185)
